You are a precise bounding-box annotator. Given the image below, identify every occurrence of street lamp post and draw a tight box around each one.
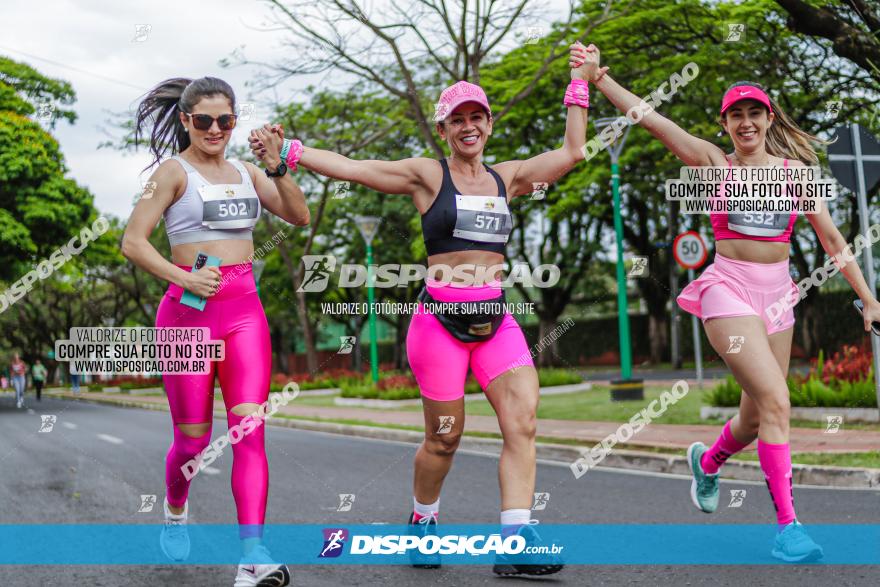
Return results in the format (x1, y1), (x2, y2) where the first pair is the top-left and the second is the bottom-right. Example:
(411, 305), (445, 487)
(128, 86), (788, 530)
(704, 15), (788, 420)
(593, 118), (644, 400)
(355, 216), (381, 383)
(252, 259), (266, 296)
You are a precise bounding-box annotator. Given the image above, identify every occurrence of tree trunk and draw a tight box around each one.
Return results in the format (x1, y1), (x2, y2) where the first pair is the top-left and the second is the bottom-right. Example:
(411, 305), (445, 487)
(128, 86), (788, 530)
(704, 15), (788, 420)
(647, 313), (669, 365)
(536, 316), (560, 367)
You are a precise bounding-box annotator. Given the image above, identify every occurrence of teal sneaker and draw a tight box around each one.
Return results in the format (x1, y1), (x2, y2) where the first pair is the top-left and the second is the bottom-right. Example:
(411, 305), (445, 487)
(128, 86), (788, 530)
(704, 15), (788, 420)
(772, 521), (824, 563)
(687, 442), (720, 513)
(159, 498), (190, 561)
(407, 512), (440, 569)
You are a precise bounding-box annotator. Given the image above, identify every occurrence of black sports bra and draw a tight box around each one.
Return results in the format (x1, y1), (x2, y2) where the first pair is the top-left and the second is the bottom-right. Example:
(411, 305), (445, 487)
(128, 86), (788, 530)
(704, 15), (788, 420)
(421, 159), (513, 256)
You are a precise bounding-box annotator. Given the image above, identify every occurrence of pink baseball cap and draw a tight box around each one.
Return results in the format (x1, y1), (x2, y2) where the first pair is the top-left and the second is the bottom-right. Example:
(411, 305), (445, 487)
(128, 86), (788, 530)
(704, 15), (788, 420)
(720, 85), (773, 115)
(434, 81), (491, 122)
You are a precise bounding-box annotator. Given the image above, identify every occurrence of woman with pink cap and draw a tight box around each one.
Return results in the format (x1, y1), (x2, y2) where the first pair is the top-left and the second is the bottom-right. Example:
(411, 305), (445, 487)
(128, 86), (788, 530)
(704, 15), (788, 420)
(251, 42), (598, 575)
(590, 61), (880, 561)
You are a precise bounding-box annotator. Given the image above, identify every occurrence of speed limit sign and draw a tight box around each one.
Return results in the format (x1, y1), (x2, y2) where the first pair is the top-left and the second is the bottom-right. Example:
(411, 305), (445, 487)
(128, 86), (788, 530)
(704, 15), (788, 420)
(673, 231), (708, 269)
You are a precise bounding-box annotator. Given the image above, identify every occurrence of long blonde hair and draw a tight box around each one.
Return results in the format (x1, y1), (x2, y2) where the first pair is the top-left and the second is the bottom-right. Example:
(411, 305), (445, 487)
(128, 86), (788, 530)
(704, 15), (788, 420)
(721, 81), (829, 165)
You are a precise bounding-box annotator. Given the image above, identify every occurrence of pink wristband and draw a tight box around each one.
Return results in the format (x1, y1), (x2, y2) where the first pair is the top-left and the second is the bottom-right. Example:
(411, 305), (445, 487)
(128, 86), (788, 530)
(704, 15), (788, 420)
(563, 79), (589, 108)
(284, 139), (304, 171)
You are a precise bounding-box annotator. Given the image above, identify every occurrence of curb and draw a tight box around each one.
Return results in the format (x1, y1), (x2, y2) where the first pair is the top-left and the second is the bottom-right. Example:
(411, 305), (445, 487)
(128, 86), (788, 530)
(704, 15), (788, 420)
(46, 392), (880, 489)
(334, 382), (594, 408)
(702, 405), (880, 423)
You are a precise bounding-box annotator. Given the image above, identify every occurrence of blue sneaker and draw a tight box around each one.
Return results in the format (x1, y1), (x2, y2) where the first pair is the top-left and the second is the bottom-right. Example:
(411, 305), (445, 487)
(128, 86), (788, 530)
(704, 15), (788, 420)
(159, 498), (190, 561)
(493, 521), (564, 576)
(408, 512), (440, 568)
(687, 442), (720, 513)
(772, 521), (824, 563)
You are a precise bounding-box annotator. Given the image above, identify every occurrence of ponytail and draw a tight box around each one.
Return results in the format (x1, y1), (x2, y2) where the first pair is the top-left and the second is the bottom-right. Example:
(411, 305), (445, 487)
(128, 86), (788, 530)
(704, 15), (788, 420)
(134, 76), (236, 169)
(721, 81), (829, 165)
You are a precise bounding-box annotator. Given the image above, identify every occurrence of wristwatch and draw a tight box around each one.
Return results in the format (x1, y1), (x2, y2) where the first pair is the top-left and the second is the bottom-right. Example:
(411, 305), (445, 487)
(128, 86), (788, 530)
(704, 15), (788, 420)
(265, 161), (288, 178)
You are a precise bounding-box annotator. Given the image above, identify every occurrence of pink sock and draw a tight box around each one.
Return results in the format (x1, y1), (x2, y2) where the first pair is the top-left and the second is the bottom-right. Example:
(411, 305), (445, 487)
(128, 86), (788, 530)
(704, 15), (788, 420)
(165, 427), (212, 508)
(228, 412), (269, 539)
(701, 420), (750, 474)
(757, 440), (796, 527)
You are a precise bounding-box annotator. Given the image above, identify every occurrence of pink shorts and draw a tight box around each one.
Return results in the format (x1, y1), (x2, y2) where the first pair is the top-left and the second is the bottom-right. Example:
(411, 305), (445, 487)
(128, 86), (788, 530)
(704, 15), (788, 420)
(677, 253), (799, 335)
(406, 279), (533, 402)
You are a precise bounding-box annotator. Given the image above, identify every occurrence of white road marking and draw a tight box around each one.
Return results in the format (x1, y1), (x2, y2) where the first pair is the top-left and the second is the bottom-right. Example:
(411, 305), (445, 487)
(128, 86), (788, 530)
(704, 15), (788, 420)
(62, 422), (77, 430)
(202, 466), (221, 475)
(97, 434), (124, 445)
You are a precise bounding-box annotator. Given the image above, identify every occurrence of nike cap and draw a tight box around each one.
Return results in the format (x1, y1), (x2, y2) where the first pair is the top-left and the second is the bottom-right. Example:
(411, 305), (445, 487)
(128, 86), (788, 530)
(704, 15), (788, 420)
(720, 85), (773, 115)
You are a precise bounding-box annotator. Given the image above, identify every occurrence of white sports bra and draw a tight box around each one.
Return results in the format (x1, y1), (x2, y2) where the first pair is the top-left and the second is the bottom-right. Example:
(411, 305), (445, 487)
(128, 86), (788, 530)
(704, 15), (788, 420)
(164, 156), (262, 246)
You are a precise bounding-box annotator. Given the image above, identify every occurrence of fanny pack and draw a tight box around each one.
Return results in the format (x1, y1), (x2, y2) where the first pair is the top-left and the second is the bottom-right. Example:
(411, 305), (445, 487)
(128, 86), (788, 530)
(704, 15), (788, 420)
(417, 286), (506, 343)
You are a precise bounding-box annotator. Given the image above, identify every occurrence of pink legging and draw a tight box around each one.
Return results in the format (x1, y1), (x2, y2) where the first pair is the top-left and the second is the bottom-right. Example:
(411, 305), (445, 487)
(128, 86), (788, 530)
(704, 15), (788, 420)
(156, 263), (271, 538)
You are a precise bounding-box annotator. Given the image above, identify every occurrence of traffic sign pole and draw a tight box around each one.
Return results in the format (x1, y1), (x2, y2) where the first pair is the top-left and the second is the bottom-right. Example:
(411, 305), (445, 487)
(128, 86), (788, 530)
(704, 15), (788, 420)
(849, 124), (880, 405)
(674, 231), (708, 387)
(829, 123), (880, 406)
(688, 268), (703, 389)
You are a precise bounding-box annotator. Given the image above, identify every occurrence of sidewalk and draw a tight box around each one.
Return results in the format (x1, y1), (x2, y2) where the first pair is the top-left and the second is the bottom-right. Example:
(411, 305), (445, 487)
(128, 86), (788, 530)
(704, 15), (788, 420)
(44, 389), (880, 454)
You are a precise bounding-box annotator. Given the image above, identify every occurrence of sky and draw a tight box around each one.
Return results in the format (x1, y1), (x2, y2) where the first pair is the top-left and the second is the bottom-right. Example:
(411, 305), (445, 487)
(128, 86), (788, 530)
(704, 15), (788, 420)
(1, 0), (568, 221)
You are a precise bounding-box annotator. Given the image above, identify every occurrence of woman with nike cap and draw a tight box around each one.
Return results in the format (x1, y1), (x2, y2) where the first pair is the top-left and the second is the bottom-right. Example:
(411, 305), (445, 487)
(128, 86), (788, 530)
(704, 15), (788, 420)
(251, 41), (597, 576)
(588, 53), (880, 561)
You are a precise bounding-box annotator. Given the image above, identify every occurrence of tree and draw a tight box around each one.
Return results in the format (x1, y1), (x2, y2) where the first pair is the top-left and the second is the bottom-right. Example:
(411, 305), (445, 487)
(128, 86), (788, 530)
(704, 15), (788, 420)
(775, 0), (880, 86)
(0, 55), (95, 283)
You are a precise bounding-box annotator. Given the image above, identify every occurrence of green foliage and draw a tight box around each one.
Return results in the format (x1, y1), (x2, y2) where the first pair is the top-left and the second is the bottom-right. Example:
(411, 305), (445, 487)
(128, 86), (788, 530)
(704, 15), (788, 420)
(339, 382), (421, 400)
(706, 375), (743, 407)
(708, 368), (877, 408)
(0, 56), (76, 126)
(0, 55), (97, 284)
(338, 368), (582, 400)
(537, 368), (583, 386)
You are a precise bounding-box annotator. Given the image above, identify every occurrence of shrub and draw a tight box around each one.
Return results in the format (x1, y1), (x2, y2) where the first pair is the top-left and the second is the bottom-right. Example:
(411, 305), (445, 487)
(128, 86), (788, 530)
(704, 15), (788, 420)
(707, 344), (877, 408)
(377, 374), (418, 391)
(706, 375), (742, 407)
(817, 344), (872, 384)
(340, 380), (421, 400)
(537, 368), (583, 387)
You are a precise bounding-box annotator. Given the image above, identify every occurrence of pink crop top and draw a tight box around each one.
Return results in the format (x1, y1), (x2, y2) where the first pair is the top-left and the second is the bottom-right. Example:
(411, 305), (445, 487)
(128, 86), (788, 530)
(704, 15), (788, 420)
(710, 157), (797, 243)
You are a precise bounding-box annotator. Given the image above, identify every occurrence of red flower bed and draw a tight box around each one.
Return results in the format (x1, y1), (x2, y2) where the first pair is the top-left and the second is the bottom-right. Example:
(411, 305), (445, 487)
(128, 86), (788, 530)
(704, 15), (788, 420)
(377, 374), (418, 391)
(809, 342), (873, 384)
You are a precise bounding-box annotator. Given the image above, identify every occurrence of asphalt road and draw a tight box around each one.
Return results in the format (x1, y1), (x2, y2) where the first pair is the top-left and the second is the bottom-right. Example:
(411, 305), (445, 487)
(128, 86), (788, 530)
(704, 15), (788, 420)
(0, 394), (878, 586)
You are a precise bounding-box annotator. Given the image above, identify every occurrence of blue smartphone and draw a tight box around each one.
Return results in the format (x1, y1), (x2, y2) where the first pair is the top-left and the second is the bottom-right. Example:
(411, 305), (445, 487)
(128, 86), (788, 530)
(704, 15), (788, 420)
(180, 252), (222, 311)
(853, 299), (880, 336)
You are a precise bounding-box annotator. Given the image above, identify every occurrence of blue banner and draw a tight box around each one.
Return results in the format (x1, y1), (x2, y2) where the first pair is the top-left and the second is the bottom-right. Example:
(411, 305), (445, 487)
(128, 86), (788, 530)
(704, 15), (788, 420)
(0, 524), (876, 565)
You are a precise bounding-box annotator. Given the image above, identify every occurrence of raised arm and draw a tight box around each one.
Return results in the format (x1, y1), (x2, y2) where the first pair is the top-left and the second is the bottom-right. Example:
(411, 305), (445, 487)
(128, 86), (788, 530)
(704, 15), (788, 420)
(594, 66), (725, 167)
(249, 130), (433, 197)
(494, 42), (594, 198)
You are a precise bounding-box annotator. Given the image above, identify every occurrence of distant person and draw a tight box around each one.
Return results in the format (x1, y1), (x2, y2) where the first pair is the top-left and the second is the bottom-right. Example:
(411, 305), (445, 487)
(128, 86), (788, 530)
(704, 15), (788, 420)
(70, 369), (81, 394)
(10, 353), (27, 409)
(32, 359), (47, 402)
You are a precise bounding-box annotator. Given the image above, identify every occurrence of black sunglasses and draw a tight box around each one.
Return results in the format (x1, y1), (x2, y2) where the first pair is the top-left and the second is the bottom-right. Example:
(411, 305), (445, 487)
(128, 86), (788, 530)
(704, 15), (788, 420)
(183, 113), (237, 131)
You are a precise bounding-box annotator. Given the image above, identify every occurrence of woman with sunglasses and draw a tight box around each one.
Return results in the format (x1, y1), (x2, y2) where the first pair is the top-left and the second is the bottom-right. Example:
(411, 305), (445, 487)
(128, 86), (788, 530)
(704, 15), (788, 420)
(122, 76), (309, 587)
(251, 42), (596, 576)
(588, 52), (880, 561)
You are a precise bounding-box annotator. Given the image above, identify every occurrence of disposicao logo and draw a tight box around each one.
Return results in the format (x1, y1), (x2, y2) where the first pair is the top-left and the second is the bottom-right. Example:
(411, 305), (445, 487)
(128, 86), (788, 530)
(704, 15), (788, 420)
(319, 528), (348, 558)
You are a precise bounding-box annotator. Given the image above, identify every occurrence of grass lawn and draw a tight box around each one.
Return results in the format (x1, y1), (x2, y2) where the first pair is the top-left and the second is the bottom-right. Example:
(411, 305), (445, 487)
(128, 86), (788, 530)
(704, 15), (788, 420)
(456, 384), (713, 425)
(290, 386), (880, 431)
(272, 414), (879, 470)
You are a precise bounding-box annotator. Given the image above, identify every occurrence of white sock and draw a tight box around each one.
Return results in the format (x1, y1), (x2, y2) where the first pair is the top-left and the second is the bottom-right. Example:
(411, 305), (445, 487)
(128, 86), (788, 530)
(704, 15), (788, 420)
(413, 496), (439, 519)
(500, 508), (531, 528)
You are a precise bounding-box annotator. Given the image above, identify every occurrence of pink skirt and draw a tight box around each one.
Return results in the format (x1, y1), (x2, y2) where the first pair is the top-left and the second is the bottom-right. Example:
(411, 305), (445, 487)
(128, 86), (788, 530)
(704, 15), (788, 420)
(677, 253), (799, 335)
